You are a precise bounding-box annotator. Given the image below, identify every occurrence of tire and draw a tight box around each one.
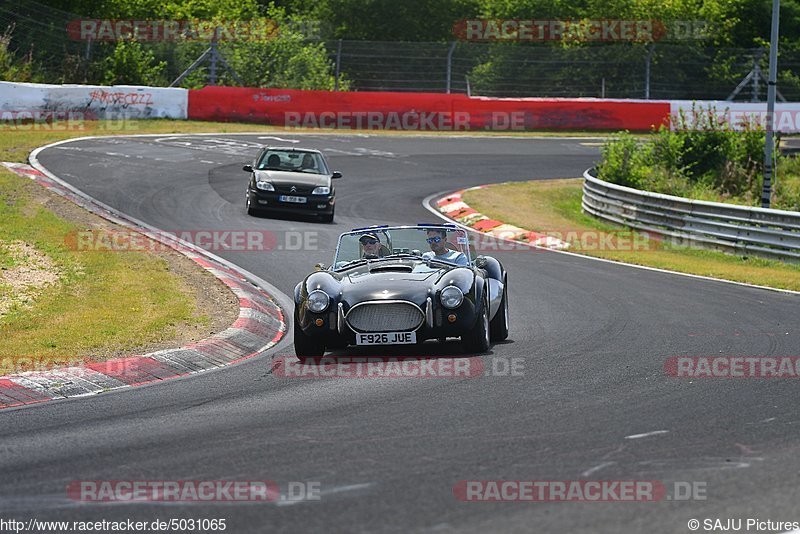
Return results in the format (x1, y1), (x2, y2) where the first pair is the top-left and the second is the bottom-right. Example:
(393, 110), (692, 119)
(320, 207), (335, 223)
(462, 294), (490, 353)
(294, 312), (325, 361)
(246, 194), (258, 216)
(490, 276), (509, 342)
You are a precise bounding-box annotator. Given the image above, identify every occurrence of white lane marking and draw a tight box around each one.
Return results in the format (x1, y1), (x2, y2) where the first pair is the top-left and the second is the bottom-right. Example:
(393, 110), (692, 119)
(200, 160), (215, 164)
(274, 482), (374, 507)
(257, 136), (300, 143)
(581, 461), (615, 477)
(624, 430), (669, 440)
(423, 189), (800, 296)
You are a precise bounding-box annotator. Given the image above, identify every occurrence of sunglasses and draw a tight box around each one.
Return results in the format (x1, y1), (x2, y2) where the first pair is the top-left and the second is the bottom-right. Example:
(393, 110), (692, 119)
(426, 236), (444, 244)
(361, 239), (379, 245)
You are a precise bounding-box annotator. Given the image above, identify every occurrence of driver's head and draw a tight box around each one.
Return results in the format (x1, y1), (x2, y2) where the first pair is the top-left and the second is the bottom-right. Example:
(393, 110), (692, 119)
(426, 229), (448, 254)
(359, 233), (381, 257)
(267, 154), (280, 168)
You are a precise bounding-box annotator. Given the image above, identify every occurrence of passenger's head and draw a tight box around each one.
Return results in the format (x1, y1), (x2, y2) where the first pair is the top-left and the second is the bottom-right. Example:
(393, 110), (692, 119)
(426, 229), (448, 254)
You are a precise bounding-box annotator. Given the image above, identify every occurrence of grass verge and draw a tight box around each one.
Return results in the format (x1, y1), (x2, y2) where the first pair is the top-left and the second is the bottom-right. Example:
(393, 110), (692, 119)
(0, 119), (252, 373)
(463, 178), (800, 292)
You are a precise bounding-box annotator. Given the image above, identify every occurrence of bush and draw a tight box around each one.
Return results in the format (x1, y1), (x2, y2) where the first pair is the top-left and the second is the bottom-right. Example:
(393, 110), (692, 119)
(0, 25), (42, 82)
(594, 104), (800, 210)
(102, 40), (167, 86)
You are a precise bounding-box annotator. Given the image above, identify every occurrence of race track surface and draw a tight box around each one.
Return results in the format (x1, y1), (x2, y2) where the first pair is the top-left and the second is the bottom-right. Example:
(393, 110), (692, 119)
(3, 133), (799, 533)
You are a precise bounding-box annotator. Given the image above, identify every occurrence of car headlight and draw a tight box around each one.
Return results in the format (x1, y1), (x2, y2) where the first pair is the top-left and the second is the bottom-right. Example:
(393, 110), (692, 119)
(312, 186), (330, 195)
(256, 180), (274, 191)
(440, 286), (464, 309)
(306, 290), (330, 313)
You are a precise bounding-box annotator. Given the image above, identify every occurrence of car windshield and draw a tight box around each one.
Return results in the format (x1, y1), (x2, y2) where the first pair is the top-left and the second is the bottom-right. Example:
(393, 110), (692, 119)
(333, 226), (471, 269)
(256, 149), (329, 174)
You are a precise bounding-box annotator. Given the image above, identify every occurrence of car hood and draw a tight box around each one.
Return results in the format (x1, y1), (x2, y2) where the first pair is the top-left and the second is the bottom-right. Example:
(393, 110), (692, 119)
(340, 269), (441, 305)
(254, 169), (330, 187)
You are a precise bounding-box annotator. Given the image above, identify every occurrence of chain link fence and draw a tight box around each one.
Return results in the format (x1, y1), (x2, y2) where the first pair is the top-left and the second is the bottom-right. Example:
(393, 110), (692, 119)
(2, 0), (799, 101)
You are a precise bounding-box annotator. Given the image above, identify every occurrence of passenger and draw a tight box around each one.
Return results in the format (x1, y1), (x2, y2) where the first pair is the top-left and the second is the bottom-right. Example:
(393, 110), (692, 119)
(266, 154), (281, 169)
(422, 229), (468, 266)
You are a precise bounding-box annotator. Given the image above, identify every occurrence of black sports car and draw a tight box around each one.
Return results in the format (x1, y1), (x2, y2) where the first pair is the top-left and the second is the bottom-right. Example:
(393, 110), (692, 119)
(293, 224), (509, 360)
(244, 147), (341, 222)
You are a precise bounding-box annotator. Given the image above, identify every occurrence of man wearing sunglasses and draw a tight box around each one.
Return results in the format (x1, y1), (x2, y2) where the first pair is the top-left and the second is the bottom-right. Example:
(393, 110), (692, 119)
(422, 229), (468, 266)
(359, 233), (388, 259)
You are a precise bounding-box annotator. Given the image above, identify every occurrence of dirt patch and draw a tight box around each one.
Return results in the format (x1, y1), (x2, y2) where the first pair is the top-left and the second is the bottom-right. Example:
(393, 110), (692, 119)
(0, 240), (63, 318)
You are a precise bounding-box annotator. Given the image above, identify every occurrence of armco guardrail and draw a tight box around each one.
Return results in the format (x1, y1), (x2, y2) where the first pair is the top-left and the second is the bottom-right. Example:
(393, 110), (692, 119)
(582, 169), (800, 261)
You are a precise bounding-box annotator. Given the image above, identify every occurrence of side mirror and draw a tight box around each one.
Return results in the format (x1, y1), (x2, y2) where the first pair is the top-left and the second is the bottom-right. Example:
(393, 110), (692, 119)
(314, 262), (327, 271)
(331, 171), (343, 179)
(242, 164), (254, 172)
(474, 256), (488, 268)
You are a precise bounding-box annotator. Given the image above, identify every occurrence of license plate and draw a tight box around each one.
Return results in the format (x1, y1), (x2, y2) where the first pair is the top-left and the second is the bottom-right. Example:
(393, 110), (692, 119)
(279, 195), (307, 204)
(355, 331), (417, 345)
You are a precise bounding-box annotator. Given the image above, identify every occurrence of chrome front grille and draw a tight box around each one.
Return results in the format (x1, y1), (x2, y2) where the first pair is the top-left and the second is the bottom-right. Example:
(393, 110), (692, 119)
(275, 184), (314, 194)
(345, 301), (424, 333)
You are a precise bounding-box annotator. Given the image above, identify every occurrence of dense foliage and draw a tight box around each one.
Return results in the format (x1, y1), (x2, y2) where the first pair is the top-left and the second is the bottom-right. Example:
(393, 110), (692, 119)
(0, 0), (798, 93)
(598, 110), (799, 210)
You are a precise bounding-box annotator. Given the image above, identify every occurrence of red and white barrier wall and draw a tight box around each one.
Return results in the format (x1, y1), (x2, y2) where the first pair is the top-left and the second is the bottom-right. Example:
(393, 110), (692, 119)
(0, 81), (188, 119)
(2, 81), (799, 132)
(187, 86), (671, 131)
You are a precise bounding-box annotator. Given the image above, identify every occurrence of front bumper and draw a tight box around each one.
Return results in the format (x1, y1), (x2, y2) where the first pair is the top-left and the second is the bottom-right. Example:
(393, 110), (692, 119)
(296, 299), (480, 345)
(248, 188), (335, 214)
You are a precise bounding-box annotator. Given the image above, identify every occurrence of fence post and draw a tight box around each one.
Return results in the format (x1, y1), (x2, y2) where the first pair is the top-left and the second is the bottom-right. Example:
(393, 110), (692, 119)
(446, 41), (456, 93)
(84, 36), (92, 83)
(209, 29), (219, 86)
(335, 39), (342, 91)
(644, 44), (654, 99)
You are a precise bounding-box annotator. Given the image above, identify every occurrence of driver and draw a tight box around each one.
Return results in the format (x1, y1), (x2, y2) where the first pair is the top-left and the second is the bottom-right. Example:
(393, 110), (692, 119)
(422, 229), (468, 266)
(300, 153), (318, 172)
(359, 233), (388, 258)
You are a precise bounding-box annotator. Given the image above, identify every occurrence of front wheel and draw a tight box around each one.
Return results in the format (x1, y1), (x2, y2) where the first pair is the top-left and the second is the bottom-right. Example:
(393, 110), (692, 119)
(490, 276), (509, 341)
(319, 207), (335, 223)
(246, 194), (259, 216)
(294, 313), (326, 361)
(462, 294), (490, 353)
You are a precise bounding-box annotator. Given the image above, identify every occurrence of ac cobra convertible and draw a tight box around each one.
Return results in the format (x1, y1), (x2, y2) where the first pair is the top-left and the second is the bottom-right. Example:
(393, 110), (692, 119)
(293, 224), (509, 360)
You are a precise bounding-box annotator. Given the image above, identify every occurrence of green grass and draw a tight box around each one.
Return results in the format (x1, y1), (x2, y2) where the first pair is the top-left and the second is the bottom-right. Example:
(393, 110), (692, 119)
(463, 179), (800, 292)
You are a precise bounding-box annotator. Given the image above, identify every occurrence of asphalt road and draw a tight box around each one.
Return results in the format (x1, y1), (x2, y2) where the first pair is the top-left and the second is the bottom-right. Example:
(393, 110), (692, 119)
(3, 133), (800, 534)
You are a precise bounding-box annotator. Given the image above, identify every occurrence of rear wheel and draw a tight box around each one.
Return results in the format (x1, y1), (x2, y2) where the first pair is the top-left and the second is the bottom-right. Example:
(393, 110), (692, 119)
(490, 276), (509, 341)
(462, 294), (490, 353)
(294, 312), (325, 361)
